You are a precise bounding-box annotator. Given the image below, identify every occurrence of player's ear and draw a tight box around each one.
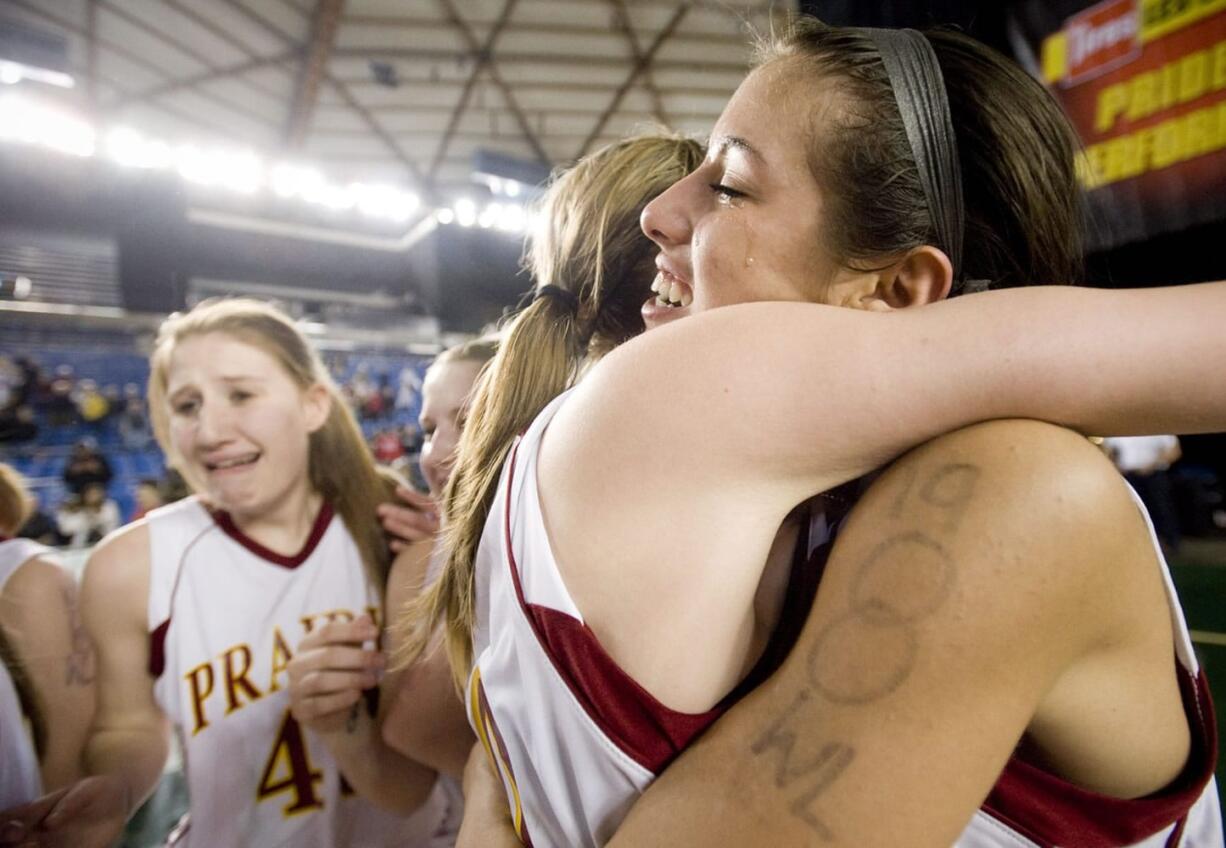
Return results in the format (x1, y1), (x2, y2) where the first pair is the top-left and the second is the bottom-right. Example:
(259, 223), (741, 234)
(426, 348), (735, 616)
(302, 383), (332, 434)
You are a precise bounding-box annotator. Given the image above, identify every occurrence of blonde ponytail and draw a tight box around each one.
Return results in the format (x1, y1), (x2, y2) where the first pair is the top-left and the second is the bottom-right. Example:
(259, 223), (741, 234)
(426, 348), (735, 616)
(399, 133), (704, 683)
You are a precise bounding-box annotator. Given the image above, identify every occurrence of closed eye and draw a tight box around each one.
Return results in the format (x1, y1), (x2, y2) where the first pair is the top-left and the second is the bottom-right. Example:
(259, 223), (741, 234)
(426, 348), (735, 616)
(709, 183), (746, 201)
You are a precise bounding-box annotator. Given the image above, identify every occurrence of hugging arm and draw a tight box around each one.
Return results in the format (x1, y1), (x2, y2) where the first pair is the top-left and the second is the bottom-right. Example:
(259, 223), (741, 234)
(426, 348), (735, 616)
(603, 421), (1161, 845)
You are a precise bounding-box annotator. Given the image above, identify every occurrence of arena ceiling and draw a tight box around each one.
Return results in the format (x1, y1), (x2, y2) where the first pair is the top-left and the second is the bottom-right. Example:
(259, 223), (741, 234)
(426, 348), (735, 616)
(0, 0), (790, 201)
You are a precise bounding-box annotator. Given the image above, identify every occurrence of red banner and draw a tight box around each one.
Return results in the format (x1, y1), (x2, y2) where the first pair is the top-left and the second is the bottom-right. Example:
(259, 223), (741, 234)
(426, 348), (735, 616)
(1016, 0), (1226, 246)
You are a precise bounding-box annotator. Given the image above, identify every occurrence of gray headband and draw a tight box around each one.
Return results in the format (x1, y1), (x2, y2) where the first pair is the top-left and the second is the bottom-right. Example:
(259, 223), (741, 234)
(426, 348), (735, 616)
(861, 29), (987, 294)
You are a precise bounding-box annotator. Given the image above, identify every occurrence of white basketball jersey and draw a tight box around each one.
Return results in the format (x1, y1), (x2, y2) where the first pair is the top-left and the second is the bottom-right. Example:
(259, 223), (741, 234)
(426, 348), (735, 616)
(146, 497), (456, 848)
(0, 538), (50, 810)
(468, 392), (1222, 848)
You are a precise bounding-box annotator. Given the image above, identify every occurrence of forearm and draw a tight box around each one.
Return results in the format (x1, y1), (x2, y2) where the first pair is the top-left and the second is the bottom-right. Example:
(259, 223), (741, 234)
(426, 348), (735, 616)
(82, 725), (169, 819)
(931, 282), (1226, 439)
(319, 707), (438, 815)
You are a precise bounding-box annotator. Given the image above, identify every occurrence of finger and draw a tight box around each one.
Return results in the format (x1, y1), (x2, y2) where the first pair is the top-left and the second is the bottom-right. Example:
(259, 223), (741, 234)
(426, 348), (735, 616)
(42, 777), (114, 828)
(394, 486), (435, 510)
(294, 688), (363, 721)
(299, 668), (380, 698)
(310, 619), (380, 648)
(315, 645), (386, 673)
(0, 787), (70, 834)
(379, 508), (439, 542)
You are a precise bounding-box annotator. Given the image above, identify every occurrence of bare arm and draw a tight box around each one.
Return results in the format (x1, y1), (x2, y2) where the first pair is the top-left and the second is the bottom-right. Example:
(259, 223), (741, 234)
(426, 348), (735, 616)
(79, 523), (170, 812)
(606, 421), (1161, 845)
(0, 557), (95, 790)
(9, 523), (175, 848)
(288, 542), (460, 812)
(543, 282), (1226, 708)
(380, 538), (475, 779)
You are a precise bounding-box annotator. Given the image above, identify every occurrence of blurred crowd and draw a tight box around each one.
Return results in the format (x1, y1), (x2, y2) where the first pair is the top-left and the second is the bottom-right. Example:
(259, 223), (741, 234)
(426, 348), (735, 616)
(0, 350), (432, 547)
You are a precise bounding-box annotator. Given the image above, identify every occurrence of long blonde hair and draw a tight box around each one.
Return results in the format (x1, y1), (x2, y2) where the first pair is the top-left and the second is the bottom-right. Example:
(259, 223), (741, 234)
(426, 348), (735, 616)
(0, 463), (34, 537)
(148, 298), (398, 593)
(401, 133), (704, 681)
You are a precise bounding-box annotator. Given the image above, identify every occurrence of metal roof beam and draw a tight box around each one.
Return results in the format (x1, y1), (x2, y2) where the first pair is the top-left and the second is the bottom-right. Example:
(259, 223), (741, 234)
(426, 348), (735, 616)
(216, 0), (430, 195)
(285, 0), (346, 148)
(578, 1), (689, 158)
(608, 0), (669, 126)
(331, 47), (748, 72)
(429, 0), (522, 182)
(105, 53), (298, 110)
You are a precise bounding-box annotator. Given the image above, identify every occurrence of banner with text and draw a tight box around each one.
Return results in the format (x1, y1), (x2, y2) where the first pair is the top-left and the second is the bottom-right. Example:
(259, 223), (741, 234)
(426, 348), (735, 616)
(1013, 0), (1226, 247)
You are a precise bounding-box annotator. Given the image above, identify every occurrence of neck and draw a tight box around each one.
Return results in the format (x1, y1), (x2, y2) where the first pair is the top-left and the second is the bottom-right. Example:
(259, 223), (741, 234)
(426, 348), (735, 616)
(227, 477), (323, 557)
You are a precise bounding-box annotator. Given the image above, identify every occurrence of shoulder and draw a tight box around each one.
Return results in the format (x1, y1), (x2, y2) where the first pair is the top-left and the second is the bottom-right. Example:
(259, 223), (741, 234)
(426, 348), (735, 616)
(842, 419), (1145, 628)
(0, 556), (77, 643)
(888, 419), (1135, 531)
(2, 555), (75, 605)
(81, 521), (152, 615)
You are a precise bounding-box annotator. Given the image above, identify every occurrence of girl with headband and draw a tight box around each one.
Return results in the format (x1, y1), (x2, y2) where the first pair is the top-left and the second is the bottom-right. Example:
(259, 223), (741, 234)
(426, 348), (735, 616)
(427, 19), (1224, 848)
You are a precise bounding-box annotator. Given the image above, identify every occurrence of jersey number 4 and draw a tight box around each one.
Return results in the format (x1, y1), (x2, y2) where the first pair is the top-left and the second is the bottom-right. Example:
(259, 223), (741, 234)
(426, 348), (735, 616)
(257, 710), (324, 816)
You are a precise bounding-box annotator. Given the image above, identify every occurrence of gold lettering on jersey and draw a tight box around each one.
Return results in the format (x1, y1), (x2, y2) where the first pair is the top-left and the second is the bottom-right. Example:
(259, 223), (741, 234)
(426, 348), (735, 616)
(267, 627), (293, 694)
(185, 661), (215, 736)
(183, 604), (371, 739)
(222, 644), (263, 714)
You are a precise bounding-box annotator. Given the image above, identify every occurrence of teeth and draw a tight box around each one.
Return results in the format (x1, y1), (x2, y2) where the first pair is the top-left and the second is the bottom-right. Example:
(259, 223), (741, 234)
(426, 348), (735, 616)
(680, 289), (693, 307)
(213, 454), (257, 469)
(650, 276), (661, 294)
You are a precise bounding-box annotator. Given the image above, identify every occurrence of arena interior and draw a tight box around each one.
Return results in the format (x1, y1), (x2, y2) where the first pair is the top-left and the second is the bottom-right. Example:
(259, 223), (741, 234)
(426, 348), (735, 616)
(1, 0), (1225, 844)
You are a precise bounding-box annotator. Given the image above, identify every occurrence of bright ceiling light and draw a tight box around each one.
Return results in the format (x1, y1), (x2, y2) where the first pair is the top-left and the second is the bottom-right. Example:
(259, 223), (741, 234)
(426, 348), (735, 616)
(436, 208), (455, 225)
(105, 127), (172, 169)
(0, 60), (74, 89)
(454, 198), (477, 228)
(270, 163), (324, 199)
(478, 202), (499, 229)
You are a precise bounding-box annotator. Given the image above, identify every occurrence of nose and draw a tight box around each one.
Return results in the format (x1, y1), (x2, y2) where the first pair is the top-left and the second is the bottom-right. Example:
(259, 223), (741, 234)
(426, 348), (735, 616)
(195, 398), (235, 448)
(640, 176), (692, 249)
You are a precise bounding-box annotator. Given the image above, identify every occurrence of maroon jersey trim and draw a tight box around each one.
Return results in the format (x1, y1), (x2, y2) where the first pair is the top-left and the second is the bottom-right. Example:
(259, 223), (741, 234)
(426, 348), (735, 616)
(501, 439), (825, 774)
(211, 501), (334, 570)
(982, 666), (1217, 847)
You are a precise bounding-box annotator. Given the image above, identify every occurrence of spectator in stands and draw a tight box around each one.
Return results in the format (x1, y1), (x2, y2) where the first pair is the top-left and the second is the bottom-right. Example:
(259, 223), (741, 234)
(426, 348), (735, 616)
(55, 483), (119, 549)
(0, 406), (37, 445)
(12, 357), (40, 409)
(395, 365), (422, 412)
(373, 428), (405, 465)
(16, 504), (60, 547)
(74, 379), (110, 429)
(61, 439), (113, 495)
(45, 366), (77, 427)
(117, 394), (152, 451)
(0, 355), (17, 411)
(1105, 435), (1184, 552)
(350, 363), (376, 418)
(128, 478), (163, 523)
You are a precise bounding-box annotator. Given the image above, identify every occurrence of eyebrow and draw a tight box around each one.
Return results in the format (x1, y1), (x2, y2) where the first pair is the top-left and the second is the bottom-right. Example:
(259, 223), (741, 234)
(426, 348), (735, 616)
(167, 375), (264, 396)
(712, 135), (765, 164)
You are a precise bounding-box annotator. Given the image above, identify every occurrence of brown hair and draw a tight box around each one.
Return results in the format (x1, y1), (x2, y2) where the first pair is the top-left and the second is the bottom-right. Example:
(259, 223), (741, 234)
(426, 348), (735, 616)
(429, 336), (499, 375)
(758, 18), (1084, 289)
(148, 298), (397, 593)
(401, 133), (705, 680)
(0, 463), (34, 536)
